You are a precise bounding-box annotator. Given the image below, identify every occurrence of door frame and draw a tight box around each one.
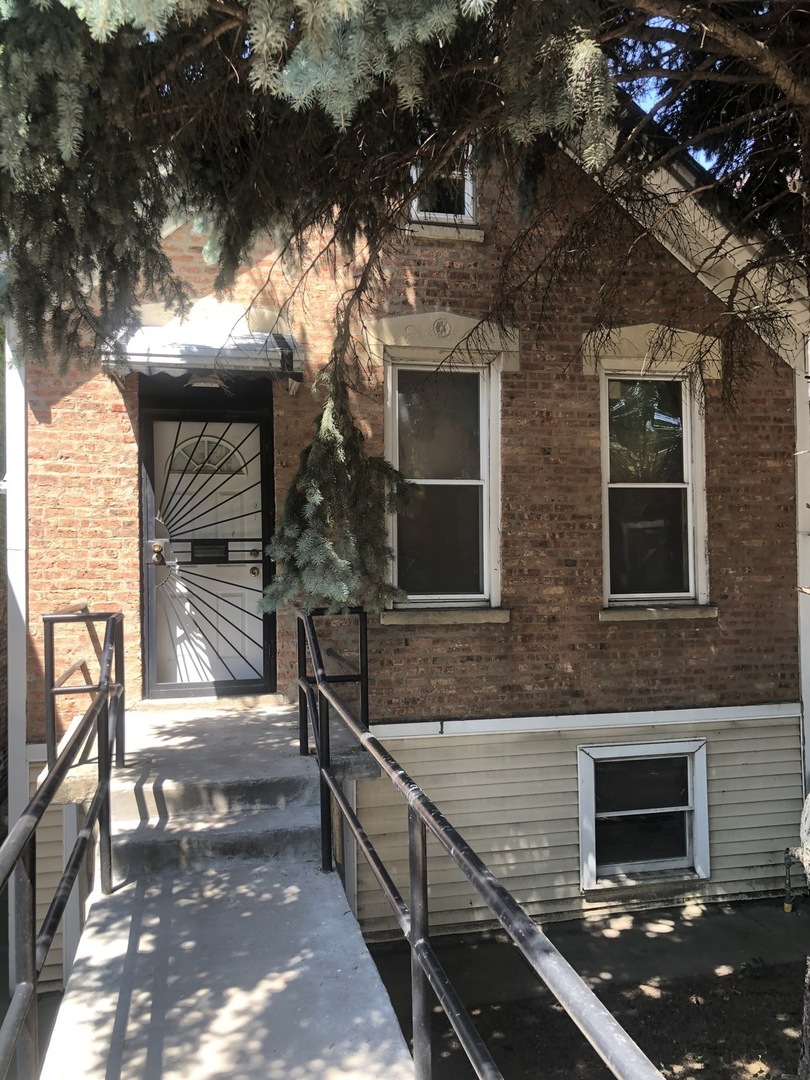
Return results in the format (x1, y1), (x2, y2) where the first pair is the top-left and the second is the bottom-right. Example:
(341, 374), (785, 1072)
(139, 375), (276, 698)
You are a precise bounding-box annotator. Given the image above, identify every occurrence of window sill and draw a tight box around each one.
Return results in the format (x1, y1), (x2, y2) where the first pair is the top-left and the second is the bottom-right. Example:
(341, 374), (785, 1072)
(599, 605), (718, 623)
(584, 867), (704, 893)
(406, 222), (485, 244)
(380, 608), (511, 626)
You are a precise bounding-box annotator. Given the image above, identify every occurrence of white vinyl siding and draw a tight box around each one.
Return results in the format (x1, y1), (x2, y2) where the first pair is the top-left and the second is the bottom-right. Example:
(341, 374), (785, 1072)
(354, 715), (802, 936)
(28, 758), (66, 988)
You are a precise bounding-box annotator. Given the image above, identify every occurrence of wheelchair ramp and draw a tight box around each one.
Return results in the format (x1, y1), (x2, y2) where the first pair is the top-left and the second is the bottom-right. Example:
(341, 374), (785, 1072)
(40, 698), (412, 1079)
(40, 854), (413, 1080)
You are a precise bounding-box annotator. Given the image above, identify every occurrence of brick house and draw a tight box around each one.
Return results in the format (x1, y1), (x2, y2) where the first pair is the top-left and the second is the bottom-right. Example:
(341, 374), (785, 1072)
(5, 152), (810, 977)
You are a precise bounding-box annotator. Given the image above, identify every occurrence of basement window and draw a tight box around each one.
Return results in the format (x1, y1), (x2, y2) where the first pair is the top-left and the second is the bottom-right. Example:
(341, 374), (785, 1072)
(578, 740), (710, 889)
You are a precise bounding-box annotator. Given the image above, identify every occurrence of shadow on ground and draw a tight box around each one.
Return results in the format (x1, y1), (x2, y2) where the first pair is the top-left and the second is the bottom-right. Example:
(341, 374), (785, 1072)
(372, 897), (810, 1079)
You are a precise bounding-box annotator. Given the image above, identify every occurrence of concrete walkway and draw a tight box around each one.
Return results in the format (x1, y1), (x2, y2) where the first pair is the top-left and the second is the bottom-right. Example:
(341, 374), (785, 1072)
(41, 855), (412, 1080)
(39, 698), (413, 1080)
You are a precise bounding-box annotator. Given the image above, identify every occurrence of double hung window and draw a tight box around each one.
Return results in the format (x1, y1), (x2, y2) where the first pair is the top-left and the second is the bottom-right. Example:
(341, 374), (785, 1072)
(578, 740), (710, 889)
(412, 151), (475, 224)
(603, 375), (705, 604)
(391, 366), (489, 604)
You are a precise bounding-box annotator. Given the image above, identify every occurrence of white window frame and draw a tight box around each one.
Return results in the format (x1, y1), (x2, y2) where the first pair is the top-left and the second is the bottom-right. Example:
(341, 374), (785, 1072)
(578, 739), (710, 890)
(601, 371), (708, 606)
(410, 159), (476, 225)
(385, 360), (500, 607)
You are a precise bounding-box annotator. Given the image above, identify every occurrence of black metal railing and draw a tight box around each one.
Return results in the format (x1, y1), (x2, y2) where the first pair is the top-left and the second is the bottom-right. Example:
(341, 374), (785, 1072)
(296, 609), (663, 1080)
(0, 606), (125, 1080)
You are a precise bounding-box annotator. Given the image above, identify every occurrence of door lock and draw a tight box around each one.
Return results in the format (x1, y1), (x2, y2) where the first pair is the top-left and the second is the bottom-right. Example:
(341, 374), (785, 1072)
(151, 542), (165, 566)
(250, 549), (260, 559)
(250, 566), (260, 577)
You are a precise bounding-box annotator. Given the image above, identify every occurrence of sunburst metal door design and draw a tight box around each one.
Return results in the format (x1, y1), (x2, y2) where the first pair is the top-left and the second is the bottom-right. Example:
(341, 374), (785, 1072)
(146, 419), (269, 691)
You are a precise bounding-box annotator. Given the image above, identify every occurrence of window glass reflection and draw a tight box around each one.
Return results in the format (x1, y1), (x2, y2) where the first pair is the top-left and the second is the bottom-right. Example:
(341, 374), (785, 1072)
(398, 370), (480, 480)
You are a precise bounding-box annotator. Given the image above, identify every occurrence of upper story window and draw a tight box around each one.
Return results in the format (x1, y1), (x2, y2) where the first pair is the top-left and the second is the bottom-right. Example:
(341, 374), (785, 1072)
(390, 366), (490, 605)
(602, 374), (707, 605)
(411, 150), (476, 225)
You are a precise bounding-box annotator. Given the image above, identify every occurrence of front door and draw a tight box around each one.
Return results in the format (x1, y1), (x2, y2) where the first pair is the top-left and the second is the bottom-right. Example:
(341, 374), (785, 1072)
(142, 411), (274, 696)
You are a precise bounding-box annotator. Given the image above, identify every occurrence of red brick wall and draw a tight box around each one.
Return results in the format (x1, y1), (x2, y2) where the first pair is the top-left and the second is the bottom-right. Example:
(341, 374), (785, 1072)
(256, 165), (800, 721)
(25, 368), (141, 741)
(21, 161), (800, 733)
(361, 355), (796, 721)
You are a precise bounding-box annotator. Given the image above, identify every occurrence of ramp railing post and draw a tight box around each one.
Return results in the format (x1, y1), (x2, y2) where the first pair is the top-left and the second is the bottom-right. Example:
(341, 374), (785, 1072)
(14, 839), (38, 1080)
(114, 620), (126, 767)
(43, 620), (56, 771)
(409, 807), (432, 1080)
(297, 618), (309, 756)
(318, 688), (333, 872)
(97, 698), (113, 896)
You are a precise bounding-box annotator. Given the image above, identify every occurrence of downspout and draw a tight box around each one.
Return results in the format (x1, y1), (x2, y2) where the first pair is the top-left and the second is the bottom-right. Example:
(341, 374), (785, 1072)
(5, 322), (28, 995)
(797, 332), (810, 794)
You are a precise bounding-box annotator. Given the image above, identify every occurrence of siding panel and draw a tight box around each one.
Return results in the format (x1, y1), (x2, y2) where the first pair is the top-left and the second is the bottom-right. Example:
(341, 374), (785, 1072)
(354, 717), (803, 935)
(29, 761), (66, 987)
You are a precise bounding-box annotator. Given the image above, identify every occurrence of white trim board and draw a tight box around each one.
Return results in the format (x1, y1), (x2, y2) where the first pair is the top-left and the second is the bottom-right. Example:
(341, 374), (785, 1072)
(796, 339), (810, 795)
(371, 701), (802, 739)
(5, 328), (27, 999)
(566, 141), (809, 365)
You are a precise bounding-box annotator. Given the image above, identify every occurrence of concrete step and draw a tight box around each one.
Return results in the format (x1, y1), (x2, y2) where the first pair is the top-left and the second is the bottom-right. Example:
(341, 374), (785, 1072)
(132, 692), (290, 712)
(108, 771), (319, 825)
(112, 804), (322, 877)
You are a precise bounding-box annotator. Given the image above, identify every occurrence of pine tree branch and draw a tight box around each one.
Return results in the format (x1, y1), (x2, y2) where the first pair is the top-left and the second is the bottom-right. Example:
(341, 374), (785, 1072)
(139, 14), (246, 100)
(629, 0), (810, 110)
(613, 68), (772, 85)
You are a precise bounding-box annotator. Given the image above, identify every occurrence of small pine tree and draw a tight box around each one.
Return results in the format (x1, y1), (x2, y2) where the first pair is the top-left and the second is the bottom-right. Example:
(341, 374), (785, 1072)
(262, 369), (410, 613)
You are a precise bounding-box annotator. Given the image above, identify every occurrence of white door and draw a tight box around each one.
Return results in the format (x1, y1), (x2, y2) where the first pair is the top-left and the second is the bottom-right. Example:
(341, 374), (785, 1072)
(146, 420), (268, 690)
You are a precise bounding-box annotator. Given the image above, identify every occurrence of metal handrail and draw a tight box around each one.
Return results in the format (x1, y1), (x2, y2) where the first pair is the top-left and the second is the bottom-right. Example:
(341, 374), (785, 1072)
(296, 608), (368, 756)
(0, 609), (125, 1079)
(43, 603), (117, 770)
(296, 609), (663, 1080)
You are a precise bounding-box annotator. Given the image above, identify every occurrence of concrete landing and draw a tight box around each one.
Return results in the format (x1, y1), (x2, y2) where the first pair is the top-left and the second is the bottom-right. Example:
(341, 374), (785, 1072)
(40, 697), (413, 1080)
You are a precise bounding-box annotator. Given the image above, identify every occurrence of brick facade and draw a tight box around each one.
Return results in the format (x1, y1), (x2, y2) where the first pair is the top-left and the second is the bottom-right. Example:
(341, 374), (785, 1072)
(25, 368), (141, 741)
(20, 157), (800, 735)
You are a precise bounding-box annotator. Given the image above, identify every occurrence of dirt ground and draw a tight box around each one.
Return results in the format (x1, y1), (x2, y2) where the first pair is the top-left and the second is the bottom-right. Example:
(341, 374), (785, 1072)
(420, 960), (805, 1080)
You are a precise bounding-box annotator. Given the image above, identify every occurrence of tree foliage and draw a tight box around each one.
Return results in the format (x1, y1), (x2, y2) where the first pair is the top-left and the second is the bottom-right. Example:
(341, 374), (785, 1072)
(0, 0), (617, 364)
(2, 0), (809, 363)
(2, 0), (810, 608)
(607, 3), (810, 263)
(263, 368), (410, 613)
